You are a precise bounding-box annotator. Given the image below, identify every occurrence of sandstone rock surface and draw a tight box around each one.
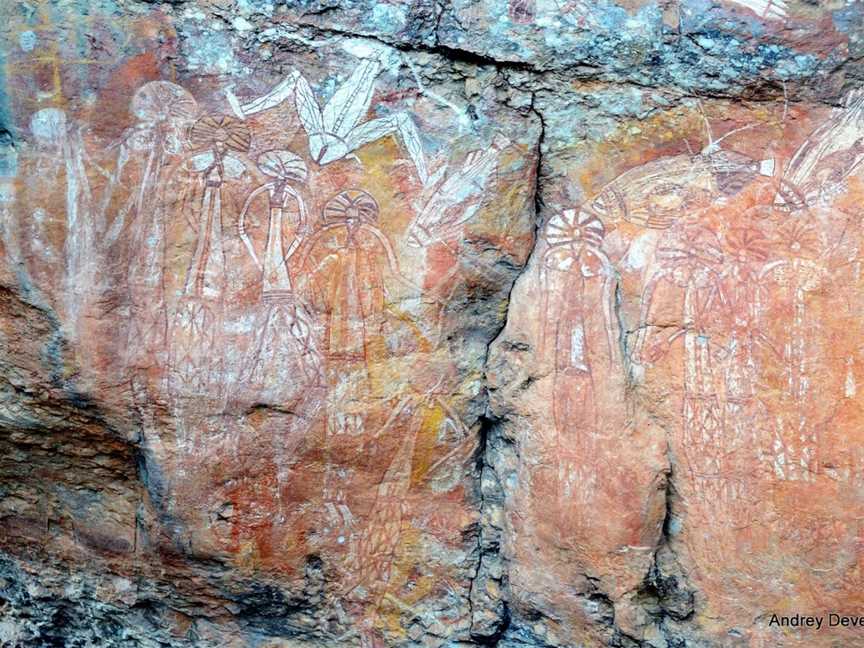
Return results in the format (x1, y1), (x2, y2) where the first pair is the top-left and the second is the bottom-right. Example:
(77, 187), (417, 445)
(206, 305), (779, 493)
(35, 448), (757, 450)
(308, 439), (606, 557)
(0, 1), (863, 647)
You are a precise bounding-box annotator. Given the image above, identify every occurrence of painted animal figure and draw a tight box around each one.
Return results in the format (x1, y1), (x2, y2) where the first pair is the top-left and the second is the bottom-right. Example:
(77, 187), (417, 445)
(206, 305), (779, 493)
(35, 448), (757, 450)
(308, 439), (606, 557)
(725, 0), (788, 21)
(582, 146), (775, 229)
(578, 111), (774, 230)
(226, 52), (428, 184)
(405, 134), (510, 248)
(776, 89), (864, 211)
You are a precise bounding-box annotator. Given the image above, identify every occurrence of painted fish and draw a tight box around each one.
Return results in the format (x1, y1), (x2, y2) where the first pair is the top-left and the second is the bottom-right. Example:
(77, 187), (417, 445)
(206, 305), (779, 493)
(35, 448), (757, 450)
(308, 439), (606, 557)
(583, 149), (775, 229)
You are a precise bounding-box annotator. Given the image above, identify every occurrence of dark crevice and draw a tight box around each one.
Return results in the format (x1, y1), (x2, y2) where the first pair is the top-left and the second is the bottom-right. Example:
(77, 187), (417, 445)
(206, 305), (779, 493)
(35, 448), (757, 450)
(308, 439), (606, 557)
(467, 415), (512, 645)
(466, 89), (546, 646)
(478, 89), (546, 372)
(632, 451), (697, 646)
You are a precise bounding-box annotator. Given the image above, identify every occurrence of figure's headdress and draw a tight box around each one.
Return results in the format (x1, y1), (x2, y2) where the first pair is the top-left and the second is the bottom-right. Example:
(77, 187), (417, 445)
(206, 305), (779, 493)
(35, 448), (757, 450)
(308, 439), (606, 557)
(190, 114), (251, 153)
(323, 189), (379, 224)
(257, 149), (307, 183)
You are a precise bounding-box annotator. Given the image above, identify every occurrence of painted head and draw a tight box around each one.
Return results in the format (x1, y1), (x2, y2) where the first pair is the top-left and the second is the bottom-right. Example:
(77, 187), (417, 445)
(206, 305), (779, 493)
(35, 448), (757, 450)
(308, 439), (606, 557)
(131, 81), (197, 124)
(129, 81), (198, 153)
(543, 208), (607, 278)
(323, 189), (379, 237)
(30, 108), (67, 149)
(257, 149), (307, 184)
(189, 114), (251, 156)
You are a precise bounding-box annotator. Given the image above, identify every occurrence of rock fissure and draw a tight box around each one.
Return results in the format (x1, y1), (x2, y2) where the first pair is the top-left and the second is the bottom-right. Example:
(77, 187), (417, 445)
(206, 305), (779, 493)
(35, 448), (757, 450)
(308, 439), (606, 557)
(221, 18), (840, 107)
(632, 450), (697, 647)
(467, 87), (546, 647)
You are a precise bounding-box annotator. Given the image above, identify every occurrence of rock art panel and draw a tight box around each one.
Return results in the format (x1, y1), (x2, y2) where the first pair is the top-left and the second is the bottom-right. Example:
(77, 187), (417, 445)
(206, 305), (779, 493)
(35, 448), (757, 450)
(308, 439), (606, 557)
(490, 91), (864, 646)
(0, 4), (538, 645)
(1, 0), (863, 647)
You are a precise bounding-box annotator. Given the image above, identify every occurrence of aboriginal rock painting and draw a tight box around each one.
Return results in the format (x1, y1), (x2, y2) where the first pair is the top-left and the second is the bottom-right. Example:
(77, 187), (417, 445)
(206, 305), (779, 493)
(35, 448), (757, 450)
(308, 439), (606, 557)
(235, 149), (320, 407)
(225, 51), (428, 182)
(8, 37), (530, 644)
(528, 92), (864, 636)
(169, 114), (253, 406)
(120, 82), (198, 376)
(27, 107), (98, 327)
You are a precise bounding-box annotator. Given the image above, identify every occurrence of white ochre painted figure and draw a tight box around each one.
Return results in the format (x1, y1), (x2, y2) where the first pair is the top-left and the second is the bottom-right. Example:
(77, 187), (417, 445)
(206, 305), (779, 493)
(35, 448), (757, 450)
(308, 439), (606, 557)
(225, 50), (428, 183)
(235, 149), (322, 404)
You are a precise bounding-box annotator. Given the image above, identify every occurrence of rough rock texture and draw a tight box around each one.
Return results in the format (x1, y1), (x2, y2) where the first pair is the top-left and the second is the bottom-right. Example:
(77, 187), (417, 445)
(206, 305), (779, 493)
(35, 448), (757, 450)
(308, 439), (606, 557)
(0, 0), (863, 646)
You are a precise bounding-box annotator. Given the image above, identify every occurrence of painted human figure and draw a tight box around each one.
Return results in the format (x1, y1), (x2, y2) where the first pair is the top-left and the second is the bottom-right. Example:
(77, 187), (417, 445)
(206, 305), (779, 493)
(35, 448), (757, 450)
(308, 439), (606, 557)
(539, 207), (616, 533)
(219, 149), (326, 551)
(759, 219), (828, 482)
(168, 115), (251, 408)
(692, 215), (780, 543)
(0, 133), (18, 283)
(298, 189), (402, 536)
(28, 108), (96, 327)
(235, 149), (322, 406)
(541, 208), (611, 440)
(300, 189), (400, 397)
(635, 224), (726, 498)
(121, 81), (198, 374)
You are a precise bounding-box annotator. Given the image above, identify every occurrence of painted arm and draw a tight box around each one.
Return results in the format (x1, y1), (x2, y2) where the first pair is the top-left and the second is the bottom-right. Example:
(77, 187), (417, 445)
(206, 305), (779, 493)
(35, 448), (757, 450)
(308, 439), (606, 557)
(225, 70), (301, 119)
(294, 223), (341, 299)
(632, 271), (667, 366)
(281, 183), (309, 246)
(363, 224), (431, 299)
(362, 223), (401, 276)
(238, 183), (274, 270)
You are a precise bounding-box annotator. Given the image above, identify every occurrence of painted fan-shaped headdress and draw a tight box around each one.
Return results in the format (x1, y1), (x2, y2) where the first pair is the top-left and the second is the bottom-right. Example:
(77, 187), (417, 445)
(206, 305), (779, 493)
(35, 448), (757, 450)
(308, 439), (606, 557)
(131, 81), (197, 123)
(189, 114), (251, 153)
(257, 149), (307, 183)
(323, 189), (379, 224)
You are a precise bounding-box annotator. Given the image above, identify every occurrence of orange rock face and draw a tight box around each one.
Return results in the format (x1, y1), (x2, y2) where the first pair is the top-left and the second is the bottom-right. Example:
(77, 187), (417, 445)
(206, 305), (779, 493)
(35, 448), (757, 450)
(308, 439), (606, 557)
(490, 97), (864, 646)
(1, 1), (863, 647)
(0, 6), (538, 644)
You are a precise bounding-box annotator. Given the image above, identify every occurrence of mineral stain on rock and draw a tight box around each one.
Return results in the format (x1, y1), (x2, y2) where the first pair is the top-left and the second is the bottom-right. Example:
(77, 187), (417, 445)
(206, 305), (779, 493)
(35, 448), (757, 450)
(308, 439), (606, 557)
(0, 0), (863, 646)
